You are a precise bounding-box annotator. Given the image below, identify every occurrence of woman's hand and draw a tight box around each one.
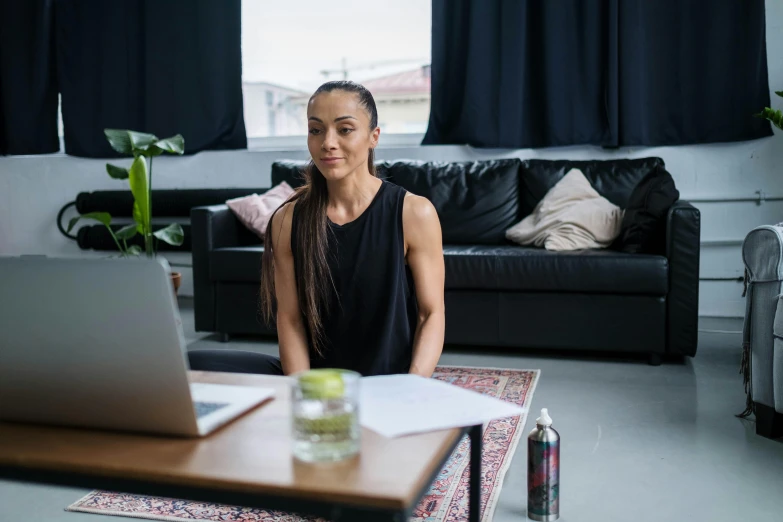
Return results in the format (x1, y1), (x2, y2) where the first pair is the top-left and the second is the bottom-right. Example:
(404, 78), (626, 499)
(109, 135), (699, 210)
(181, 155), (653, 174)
(403, 194), (445, 379)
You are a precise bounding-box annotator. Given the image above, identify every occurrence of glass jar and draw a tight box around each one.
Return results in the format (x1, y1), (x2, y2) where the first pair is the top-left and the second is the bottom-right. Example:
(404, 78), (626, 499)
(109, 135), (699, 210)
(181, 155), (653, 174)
(291, 369), (361, 463)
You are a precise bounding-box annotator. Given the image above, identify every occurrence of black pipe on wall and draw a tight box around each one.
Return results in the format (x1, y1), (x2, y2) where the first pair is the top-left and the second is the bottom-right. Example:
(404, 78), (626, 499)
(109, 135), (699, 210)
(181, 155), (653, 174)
(75, 188), (266, 218)
(77, 224), (194, 252)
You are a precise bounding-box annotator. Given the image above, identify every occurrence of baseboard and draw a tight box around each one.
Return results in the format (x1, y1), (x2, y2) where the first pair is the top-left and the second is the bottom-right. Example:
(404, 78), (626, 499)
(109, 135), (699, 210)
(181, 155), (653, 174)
(698, 316), (743, 334)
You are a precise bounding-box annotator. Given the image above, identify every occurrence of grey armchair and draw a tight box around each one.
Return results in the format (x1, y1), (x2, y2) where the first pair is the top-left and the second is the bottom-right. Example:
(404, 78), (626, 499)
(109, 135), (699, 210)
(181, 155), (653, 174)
(741, 224), (783, 439)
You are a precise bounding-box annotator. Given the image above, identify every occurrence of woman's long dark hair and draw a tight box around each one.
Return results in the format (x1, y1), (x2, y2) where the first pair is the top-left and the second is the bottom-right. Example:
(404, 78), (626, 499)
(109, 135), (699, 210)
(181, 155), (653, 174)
(260, 81), (379, 357)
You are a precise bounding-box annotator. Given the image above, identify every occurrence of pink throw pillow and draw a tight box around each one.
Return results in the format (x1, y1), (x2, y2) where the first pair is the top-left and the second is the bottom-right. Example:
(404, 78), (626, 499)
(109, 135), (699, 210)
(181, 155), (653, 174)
(226, 181), (295, 240)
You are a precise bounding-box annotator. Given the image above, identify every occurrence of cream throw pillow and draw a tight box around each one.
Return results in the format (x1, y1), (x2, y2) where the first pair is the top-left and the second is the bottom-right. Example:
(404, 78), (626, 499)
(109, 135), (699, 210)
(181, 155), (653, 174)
(226, 181), (295, 240)
(506, 169), (624, 251)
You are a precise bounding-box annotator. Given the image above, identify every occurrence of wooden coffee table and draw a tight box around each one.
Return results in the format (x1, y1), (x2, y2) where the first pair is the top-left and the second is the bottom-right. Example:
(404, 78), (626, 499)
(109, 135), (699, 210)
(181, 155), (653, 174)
(0, 371), (482, 522)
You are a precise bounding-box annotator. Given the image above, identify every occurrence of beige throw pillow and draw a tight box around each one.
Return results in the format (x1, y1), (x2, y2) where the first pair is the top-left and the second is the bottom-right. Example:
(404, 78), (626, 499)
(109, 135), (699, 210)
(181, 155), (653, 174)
(506, 169), (624, 251)
(226, 181), (294, 240)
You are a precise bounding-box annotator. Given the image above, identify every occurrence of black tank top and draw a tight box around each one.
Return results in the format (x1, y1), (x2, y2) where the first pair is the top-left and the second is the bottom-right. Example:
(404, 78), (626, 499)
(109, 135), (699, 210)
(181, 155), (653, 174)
(291, 180), (418, 376)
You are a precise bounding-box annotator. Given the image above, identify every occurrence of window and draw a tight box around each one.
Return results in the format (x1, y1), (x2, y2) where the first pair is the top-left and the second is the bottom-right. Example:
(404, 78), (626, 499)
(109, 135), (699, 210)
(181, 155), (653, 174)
(57, 95), (65, 151)
(240, 0), (431, 140)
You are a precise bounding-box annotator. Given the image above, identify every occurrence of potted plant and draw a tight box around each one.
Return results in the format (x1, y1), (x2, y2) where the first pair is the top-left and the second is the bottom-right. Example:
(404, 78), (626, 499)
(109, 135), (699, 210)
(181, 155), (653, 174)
(67, 129), (186, 293)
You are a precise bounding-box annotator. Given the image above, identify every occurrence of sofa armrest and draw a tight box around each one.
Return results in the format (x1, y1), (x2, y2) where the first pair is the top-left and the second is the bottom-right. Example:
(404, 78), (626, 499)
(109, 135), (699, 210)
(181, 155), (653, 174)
(665, 200), (701, 356)
(191, 204), (243, 332)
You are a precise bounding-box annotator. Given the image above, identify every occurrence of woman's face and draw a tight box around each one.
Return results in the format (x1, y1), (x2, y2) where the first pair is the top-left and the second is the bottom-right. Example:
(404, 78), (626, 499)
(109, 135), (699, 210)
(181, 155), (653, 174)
(307, 90), (379, 181)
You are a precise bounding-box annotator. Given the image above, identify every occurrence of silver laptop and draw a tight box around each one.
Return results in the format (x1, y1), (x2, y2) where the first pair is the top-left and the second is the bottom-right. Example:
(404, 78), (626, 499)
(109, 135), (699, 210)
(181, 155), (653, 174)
(0, 255), (275, 437)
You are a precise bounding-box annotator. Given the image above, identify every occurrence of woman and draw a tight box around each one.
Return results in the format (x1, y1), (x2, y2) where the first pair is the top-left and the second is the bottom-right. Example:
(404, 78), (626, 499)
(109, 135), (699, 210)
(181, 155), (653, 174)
(189, 81), (445, 377)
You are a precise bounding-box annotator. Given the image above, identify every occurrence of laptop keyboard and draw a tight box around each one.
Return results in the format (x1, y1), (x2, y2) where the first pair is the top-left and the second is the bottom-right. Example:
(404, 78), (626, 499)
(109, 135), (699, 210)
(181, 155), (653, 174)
(194, 401), (230, 419)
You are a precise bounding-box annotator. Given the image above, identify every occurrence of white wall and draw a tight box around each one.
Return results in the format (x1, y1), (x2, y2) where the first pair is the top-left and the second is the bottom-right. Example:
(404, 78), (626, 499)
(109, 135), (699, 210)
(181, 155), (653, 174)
(2, 0), (782, 317)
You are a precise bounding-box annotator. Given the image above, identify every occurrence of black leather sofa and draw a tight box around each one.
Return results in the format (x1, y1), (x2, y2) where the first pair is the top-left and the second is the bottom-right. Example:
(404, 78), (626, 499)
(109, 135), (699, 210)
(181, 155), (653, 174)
(192, 157), (700, 363)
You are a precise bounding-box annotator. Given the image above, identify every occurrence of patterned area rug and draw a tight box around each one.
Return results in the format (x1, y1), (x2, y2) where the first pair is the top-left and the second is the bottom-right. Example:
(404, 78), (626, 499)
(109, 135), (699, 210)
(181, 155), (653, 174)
(67, 366), (539, 522)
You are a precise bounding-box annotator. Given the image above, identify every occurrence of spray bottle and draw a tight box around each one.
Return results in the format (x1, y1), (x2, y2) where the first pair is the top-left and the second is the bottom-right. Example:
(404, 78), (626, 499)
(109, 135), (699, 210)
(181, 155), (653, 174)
(527, 408), (560, 521)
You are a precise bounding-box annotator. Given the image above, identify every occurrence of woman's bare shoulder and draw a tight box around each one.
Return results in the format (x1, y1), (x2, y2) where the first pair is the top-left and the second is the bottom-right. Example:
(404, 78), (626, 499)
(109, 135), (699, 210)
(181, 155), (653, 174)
(402, 193), (441, 248)
(402, 193), (438, 225)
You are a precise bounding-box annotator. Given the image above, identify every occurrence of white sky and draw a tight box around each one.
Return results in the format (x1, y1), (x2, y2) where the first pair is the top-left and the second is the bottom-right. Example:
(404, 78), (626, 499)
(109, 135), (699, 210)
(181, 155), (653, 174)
(241, 0), (432, 92)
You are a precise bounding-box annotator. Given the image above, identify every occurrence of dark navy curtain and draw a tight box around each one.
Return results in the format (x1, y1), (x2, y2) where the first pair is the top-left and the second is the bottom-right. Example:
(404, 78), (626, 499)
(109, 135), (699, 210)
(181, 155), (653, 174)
(0, 0), (59, 155)
(55, 0), (247, 157)
(423, 0), (772, 148)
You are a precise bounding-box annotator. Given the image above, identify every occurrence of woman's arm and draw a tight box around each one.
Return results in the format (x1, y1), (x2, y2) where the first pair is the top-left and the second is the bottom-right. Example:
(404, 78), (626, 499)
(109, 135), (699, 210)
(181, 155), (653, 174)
(403, 194), (446, 378)
(269, 203), (311, 375)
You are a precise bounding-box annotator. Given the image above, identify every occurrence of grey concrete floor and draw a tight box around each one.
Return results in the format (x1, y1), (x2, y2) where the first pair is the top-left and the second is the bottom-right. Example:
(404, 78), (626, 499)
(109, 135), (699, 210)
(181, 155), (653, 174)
(2, 297), (782, 522)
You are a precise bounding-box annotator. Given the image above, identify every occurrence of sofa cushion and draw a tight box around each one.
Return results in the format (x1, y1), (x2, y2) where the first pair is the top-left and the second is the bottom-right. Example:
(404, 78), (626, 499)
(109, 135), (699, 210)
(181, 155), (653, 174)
(225, 182), (295, 240)
(444, 245), (668, 295)
(612, 165), (680, 254)
(519, 158), (664, 216)
(210, 246), (264, 282)
(506, 168), (624, 251)
(271, 158), (521, 245)
(211, 244), (668, 295)
(271, 160), (308, 189)
(378, 159), (521, 244)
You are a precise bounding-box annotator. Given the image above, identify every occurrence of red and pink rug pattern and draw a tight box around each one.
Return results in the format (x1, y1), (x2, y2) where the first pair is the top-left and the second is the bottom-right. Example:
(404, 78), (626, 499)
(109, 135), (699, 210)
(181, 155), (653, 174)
(67, 366), (539, 522)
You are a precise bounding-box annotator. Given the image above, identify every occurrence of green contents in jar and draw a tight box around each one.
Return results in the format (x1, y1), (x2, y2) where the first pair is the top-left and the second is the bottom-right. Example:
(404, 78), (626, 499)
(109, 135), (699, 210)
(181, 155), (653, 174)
(293, 412), (354, 436)
(298, 369), (346, 400)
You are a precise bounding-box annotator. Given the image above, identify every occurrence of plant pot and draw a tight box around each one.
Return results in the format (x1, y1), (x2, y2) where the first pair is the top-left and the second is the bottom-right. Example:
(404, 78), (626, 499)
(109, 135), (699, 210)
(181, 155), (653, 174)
(171, 271), (182, 295)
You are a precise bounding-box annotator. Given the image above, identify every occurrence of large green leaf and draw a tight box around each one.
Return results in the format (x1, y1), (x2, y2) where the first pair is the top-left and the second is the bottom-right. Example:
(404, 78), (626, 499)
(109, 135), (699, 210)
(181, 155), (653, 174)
(153, 223), (185, 246)
(104, 129), (160, 155)
(67, 211), (112, 233)
(775, 91), (783, 98)
(756, 107), (783, 130)
(151, 134), (185, 155)
(128, 156), (150, 234)
(104, 129), (133, 155)
(106, 163), (129, 179)
(115, 223), (138, 240)
(128, 130), (158, 152)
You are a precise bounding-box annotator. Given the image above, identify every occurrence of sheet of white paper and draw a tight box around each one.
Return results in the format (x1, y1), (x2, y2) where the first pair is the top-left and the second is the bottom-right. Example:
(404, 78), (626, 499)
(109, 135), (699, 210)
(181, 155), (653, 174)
(358, 374), (526, 438)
